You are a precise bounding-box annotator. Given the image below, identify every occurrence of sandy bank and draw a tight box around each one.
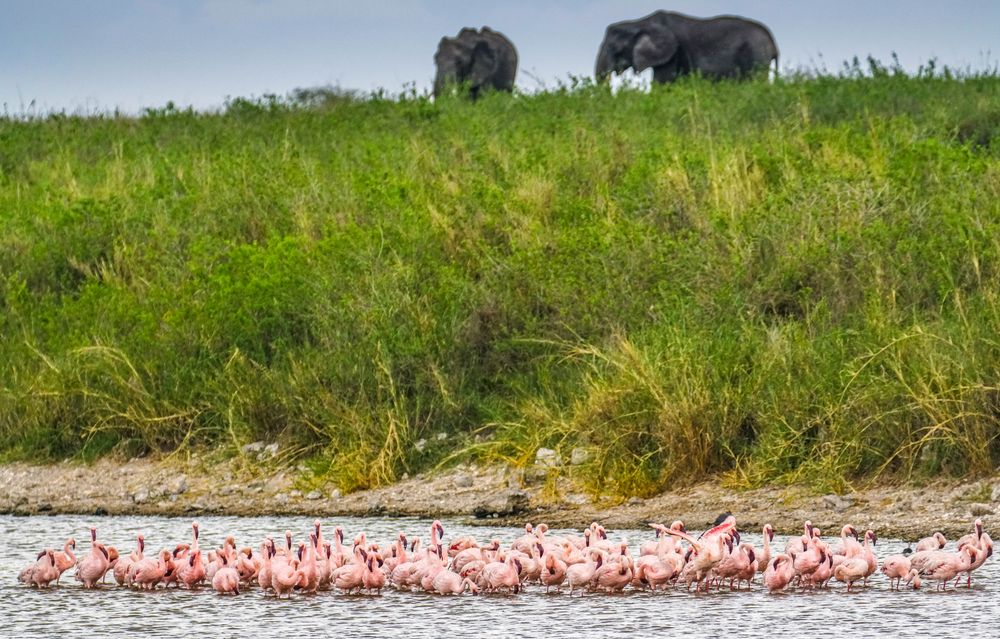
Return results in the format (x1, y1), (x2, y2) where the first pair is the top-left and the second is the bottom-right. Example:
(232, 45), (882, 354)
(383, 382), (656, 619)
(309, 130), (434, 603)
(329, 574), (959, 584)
(1, 458), (996, 540)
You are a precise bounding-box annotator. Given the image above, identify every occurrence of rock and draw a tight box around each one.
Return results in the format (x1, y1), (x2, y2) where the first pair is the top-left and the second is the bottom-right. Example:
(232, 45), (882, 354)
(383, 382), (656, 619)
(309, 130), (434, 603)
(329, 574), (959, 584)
(219, 485), (235, 496)
(241, 441), (265, 454)
(133, 489), (149, 504)
(274, 493), (289, 505)
(168, 475), (188, 495)
(306, 490), (321, 500)
(564, 493), (589, 506)
(472, 490), (530, 518)
(330, 489), (342, 500)
(570, 448), (592, 465)
(453, 473), (474, 488)
(258, 443), (280, 460)
(822, 494), (855, 511)
(290, 490), (302, 499)
(970, 503), (994, 516)
(507, 469), (524, 489)
(535, 448), (560, 467)
(523, 466), (548, 484)
(414, 439), (427, 453)
(367, 498), (386, 515)
(627, 496), (645, 506)
(992, 484), (1000, 503)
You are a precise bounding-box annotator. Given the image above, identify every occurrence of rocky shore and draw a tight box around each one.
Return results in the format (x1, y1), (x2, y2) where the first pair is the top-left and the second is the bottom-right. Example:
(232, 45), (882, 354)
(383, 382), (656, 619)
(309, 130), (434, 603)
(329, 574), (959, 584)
(1, 456), (996, 540)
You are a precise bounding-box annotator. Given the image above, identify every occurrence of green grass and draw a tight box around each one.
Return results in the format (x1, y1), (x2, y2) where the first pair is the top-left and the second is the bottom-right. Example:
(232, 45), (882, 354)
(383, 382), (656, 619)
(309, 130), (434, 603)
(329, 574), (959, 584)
(3, 66), (1000, 496)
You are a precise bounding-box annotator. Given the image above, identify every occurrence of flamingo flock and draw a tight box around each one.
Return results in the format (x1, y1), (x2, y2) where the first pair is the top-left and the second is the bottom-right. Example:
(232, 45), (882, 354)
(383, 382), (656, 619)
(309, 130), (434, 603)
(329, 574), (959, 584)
(16, 516), (993, 596)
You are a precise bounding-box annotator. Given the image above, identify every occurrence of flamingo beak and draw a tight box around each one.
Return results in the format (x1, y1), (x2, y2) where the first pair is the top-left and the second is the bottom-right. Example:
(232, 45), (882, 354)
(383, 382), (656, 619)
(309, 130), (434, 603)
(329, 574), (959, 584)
(514, 558), (522, 573)
(769, 528), (775, 542)
(401, 534), (407, 545)
(437, 523), (445, 539)
(733, 530), (741, 545)
(337, 529), (344, 543)
(987, 546), (994, 558)
(850, 527), (858, 540)
(748, 549), (755, 563)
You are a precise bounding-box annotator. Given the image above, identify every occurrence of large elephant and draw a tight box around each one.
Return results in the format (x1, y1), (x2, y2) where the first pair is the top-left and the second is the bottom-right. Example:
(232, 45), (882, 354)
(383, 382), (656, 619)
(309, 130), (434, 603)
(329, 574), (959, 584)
(595, 11), (778, 83)
(434, 27), (518, 99)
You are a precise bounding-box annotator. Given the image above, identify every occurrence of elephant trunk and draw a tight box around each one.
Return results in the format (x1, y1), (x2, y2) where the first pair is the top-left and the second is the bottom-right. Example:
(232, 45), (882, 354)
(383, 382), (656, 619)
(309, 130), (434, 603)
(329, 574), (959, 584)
(595, 40), (614, 82)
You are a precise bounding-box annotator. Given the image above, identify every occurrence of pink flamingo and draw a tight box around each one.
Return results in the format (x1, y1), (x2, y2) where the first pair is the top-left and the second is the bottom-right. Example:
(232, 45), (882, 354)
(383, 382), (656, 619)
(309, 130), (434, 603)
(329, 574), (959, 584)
(540, 546), (568, 592)
(419, 546), (447, 592)
(915, 532), (947, 552)
(917, 546), (977, 591)
(176, 549), (205, 589)
(333, 545), (368, 593)
(75, 528), (110, 589)
(763, 554), (795, 592)
(861, 530), (878, 585)
(481, 554), (521, 593)
(257, 540), (275, 593)
(432, 569), (479, 594)
(363, 554), (386, 593)
(956, 518), (985, 549)
(565, 549), (603, 594)
(592, 554), (633, 592)
(19, 550), (60, 588)
(880, 554), (911, 590)
(116, 534), (144, 586)
(271, 555), (302, 598)
(389, 539), (423, 589)
(131, 550), (171, 590)
(834, 556), (869, 592)
(52, 538), (77, 584)
(663, 526), (730, 592)
(212, 552), (241, 595)
(957, 532), (992, 587)
(756, 524), (775, 574)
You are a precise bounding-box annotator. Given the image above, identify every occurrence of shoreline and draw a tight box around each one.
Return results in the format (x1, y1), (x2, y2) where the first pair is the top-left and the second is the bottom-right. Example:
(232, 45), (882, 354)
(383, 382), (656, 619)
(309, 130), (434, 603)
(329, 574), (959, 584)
(1, 458), (996, 539)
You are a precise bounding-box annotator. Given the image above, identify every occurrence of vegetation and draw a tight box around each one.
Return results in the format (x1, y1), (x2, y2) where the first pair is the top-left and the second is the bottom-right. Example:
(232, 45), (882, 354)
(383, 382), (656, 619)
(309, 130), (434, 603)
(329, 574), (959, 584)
(3, 63), (1000, 497)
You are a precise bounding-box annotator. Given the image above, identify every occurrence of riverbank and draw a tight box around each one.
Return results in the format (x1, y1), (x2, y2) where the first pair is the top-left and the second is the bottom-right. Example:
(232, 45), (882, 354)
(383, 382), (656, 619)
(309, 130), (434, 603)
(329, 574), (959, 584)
(2, 458), (995, 540)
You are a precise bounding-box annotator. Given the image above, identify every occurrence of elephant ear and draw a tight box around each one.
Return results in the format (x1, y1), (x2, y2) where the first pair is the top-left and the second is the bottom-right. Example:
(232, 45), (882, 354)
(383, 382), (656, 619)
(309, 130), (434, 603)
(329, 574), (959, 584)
(632, 28), (678, 72)
(470, 40), (498, 86)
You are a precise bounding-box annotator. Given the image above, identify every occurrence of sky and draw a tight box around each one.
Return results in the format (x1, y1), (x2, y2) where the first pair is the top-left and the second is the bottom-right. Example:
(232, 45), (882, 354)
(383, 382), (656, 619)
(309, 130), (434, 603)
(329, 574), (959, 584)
(1, 1), (997, 114)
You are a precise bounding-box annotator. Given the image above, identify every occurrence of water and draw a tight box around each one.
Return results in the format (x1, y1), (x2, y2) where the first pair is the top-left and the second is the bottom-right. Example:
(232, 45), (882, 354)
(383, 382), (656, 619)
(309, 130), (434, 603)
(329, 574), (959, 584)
(2, 514), (995, 638)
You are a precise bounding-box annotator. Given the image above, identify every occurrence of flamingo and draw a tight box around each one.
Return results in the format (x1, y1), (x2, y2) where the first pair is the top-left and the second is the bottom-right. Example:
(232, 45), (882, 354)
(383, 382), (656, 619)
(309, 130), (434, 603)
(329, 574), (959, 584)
(756, 524), (775, 574)
(957, 532), (993, 587)
(19, 550), (60, 588)
(363, 554), (386, 593)
(176, 549), (205, 589)
(75, 528), (111, 589)
(481, 554), (521, 594)
(212, 552), (240, 595)
(539, 546), (568, 592)
(915, 532), (947, 552)
(764, 554), (795, 592)
(432, 569), (479, 594)
(271, 555), (301, 598)
(880, 554), (911, 590)
(131, 550), (171, 590)
(834, 556), (869, 592)
(565, 549), (603, 594)
(52, 538), (77, 584)
(916, 546), (977, 591)
(116, 534), (144, 586)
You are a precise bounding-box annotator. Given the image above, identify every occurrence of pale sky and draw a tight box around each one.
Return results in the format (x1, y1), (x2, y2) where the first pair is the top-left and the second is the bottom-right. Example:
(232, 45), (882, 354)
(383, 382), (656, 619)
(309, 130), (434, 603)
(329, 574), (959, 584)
(1, 1), (997, 113)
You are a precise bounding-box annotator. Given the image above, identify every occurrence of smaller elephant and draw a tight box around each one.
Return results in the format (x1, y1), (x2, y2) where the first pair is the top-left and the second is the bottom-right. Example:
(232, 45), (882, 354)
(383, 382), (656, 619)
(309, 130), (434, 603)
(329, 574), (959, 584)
(434, 27), (518, 99)
(596, 11), (778, 84)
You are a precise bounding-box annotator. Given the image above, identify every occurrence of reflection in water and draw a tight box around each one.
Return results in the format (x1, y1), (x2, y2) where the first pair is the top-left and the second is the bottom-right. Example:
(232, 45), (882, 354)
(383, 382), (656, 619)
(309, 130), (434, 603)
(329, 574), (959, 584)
(2, 514), (995, 639)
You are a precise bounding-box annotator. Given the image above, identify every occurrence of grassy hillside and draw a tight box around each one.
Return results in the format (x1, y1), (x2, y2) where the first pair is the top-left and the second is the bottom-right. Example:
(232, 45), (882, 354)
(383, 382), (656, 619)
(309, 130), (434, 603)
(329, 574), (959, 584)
(3, 69), (1000, 496)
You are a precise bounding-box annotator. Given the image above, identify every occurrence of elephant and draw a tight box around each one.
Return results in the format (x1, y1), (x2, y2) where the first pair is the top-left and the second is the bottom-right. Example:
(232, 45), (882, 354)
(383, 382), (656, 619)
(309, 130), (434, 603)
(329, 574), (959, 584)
(434, 27), (518, 99)
(595, 11), (778, 84)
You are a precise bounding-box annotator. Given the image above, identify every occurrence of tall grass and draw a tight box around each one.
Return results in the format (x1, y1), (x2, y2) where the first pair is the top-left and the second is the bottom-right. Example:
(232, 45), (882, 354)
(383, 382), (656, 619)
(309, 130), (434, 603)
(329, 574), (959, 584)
(2, 67), (1000, 495)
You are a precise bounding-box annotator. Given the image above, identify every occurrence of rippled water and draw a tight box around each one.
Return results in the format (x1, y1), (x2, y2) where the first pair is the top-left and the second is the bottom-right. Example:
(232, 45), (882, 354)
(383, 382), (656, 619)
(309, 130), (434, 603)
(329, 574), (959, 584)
(2, 514), (996, 638)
